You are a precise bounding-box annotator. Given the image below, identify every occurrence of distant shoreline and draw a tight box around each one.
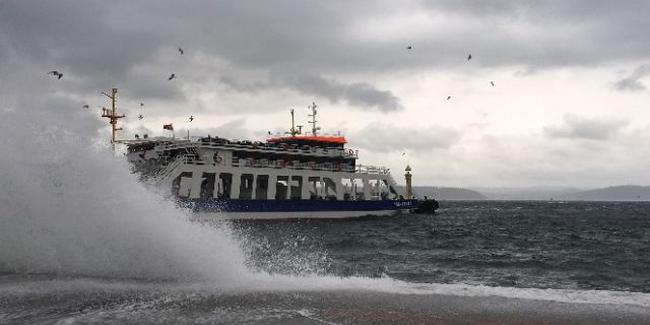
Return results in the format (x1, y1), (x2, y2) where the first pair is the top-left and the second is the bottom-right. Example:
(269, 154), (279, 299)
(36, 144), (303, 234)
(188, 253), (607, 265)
(409, 185), (650, 201)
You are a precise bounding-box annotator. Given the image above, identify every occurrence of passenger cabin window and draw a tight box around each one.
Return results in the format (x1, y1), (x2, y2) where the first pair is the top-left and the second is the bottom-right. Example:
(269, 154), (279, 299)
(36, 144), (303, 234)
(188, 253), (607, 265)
(290, 176), (302, 200)
(172, 172), (193, 198)
(255, 175), (269, 200)
(275, 176), (289, 200)
(200, 173), (216, 199)
(239, 174), (254, 199)
(218, 173), (232, 199)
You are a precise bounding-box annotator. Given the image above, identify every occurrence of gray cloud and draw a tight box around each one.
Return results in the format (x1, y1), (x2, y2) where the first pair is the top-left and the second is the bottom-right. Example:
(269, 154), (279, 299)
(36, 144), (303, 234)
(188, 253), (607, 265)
(281, 75), (402, 112)
(2, 0), (650, 119)
(613, 65), (650, 92)
(4, 0), (650, 97)
(221, 74), (403, 112)
(350, 122), (461, 152)
(544, 114), (628, 141)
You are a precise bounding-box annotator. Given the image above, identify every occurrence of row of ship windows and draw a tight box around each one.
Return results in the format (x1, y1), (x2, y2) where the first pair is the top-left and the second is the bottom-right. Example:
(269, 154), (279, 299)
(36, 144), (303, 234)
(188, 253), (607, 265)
(172, 172), (397, 201)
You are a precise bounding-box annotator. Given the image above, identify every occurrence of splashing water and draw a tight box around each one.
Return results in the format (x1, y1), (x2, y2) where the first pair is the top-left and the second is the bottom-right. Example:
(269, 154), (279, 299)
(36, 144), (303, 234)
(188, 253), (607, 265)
(0, 99), (252, 284)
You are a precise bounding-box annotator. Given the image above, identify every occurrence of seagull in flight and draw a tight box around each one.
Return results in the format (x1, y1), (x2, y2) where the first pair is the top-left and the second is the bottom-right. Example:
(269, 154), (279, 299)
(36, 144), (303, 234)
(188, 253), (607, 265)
(406, 45), (413, 50)
(82, 104), (89, 109)
(490, 81), (495, 86)
(47, 70), (63, 79)
(138, 114), (144, 120)
(140, 102), (144, 107)
(467, 53), (472, 61)
(178, 47), (184, 55)
(446, 96), (452, 100)
(168, 73), (176, 80)
(189, 115), (194, 122)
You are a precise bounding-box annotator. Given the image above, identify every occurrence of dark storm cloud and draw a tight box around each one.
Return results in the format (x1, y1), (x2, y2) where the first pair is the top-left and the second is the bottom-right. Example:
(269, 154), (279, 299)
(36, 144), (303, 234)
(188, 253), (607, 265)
(543, 114), (628, 141)
(613, 65), (650, 92)
(4, 0), (649, 94)
(1, 2), (162, 82)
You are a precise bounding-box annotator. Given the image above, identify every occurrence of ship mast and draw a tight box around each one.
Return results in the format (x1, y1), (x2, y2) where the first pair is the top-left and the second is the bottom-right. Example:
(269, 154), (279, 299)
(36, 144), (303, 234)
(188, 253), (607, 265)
(307, 102), (320, 136)
(100, 87), (125, 150)
(286, 109), (303, 137)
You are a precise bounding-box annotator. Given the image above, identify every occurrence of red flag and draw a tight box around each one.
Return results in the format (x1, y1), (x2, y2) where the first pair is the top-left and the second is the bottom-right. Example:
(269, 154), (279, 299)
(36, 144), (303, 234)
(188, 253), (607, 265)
(163, 124), (173, 131)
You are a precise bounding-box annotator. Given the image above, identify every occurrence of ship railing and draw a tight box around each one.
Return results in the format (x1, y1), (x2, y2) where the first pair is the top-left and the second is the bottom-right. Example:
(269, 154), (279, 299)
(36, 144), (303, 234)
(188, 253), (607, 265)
(149, 139), (361, 160)
(228, 157), (356, 172)
(147, 138), (361, 159)
(355, 164), (390, 175)
(156, 157), (184, 180)
(159, 152), (377, 175)
(194, 141), (359, 159)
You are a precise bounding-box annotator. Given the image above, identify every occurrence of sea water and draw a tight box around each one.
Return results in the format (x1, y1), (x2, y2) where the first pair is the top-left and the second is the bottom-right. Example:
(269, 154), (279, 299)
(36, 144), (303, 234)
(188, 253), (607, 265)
(1, 105), (650, 324)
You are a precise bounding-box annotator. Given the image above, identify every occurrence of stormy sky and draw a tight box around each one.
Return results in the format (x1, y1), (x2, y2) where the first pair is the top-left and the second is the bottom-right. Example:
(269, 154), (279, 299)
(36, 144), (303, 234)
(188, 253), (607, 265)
(1, 0), (650, 188)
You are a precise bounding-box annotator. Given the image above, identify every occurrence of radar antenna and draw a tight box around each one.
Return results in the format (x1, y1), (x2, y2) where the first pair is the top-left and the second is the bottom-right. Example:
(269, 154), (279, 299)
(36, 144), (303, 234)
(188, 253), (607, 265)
(100, 87), (125, 150)
(307, 102), (320, 136)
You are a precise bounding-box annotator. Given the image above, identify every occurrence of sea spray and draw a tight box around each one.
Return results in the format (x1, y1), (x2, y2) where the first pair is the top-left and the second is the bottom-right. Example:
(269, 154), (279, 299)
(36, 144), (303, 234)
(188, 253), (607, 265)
(0, 98), (251, 283)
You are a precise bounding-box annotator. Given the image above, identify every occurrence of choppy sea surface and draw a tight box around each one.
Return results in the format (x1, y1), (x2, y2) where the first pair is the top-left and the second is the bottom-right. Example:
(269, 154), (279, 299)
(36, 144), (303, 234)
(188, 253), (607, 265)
(238, 201), (650, 293)
(2, 201), (650, 324)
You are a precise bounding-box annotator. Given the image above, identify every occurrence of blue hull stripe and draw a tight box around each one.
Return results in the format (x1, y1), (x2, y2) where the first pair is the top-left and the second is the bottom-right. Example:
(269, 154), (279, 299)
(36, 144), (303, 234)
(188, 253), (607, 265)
(185, 199), (417, 213)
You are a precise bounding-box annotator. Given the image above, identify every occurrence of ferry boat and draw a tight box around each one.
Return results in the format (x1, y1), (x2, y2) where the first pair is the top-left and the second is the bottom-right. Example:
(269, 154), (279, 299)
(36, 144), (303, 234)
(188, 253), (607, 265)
(103, 89), (434, 219)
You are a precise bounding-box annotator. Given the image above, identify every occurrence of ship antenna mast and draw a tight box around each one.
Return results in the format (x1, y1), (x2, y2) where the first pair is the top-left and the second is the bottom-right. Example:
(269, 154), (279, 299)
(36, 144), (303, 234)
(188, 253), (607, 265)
(101, 87), (125, 150)
(307, 102), (320, 136)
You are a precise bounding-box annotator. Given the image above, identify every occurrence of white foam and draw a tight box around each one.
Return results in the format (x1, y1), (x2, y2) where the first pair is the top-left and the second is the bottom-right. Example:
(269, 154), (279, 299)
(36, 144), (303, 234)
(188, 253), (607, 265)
(0, 89), (253, 284)
(246, 273), (650, 308)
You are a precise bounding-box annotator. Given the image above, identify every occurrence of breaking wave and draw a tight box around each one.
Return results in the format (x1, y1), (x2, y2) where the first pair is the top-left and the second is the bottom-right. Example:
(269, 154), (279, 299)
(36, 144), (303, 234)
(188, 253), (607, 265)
(0, 101), (250, 283)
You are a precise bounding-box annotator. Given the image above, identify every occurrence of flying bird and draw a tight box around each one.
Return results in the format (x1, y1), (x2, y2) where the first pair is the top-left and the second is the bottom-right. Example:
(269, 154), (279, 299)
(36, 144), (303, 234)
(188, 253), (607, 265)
(189, 115), (194, 122)
(47, 70), (63, 79)
(140, 102), (144, 107)
(168, 73), (176, 80)
(138, 114), (144, 120)
(490, 81), (495, 86)
(406, 45), (413, 50)
(467, 53), (472, 61)
(446, 96), (452, 100)
(178, 47), (184, 55)
(402, 152), (406, 156)
(82, 104), (89, 109)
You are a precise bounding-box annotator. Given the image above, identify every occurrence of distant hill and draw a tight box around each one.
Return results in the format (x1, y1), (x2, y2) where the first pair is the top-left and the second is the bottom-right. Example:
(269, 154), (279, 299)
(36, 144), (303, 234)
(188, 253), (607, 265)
(409, 186), (487, 200)
(558, 185), (650, 201)
(471, 186), (581, 200)
(404, 185), (650, 201)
